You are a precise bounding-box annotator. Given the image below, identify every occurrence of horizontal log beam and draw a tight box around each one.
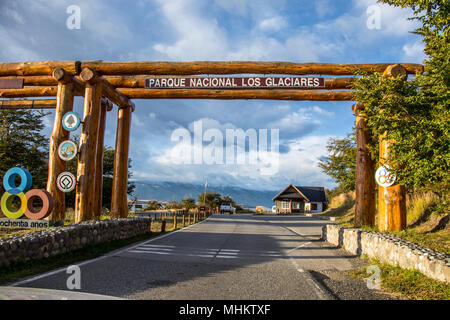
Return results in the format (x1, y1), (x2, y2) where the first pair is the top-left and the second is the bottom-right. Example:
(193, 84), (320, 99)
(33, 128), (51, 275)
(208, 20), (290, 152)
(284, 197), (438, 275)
(2, 76), (57, 86)
(117, 88), (355, 101)
(0, 99), (57, 109)
(0, 87), (57, 98)
(81, 61), (423, 76)
(0, 61), (81, 76)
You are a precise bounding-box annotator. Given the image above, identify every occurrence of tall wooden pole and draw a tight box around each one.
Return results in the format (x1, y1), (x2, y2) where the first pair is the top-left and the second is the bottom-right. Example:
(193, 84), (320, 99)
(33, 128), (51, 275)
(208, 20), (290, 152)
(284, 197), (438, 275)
(75, 70), (103, 222)
(378, 64), (407, 232)
(46, 69), (75, 223)
(111, 105), (133, 218)
(353, 103), (376, 227)
(93, 101), (108, 219)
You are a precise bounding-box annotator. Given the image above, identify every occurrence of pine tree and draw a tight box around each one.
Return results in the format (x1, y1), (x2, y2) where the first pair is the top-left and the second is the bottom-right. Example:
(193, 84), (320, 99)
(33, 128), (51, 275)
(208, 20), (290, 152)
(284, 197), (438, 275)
(0, 109), (49, 189)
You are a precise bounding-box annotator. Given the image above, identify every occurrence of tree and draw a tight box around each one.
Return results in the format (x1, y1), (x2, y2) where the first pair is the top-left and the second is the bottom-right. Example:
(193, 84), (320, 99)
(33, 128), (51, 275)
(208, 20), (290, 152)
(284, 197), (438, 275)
(181, 198), (196, 210)
(166, 200), (183, 209)
(145, 200), (162, 211)
(318, 133), (357, 193)
(0, 109), (49, 189)
(65, 143), (136, 209)
(102, 147), (136, 209)
(352, 0), (449, 195)
(198, 192), (222, 208)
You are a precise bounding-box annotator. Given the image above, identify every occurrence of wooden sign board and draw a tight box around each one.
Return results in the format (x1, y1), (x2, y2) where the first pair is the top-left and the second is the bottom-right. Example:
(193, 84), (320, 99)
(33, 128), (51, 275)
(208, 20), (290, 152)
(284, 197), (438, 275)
(0, 79), (24, 89)
(145, 77), (325, 89)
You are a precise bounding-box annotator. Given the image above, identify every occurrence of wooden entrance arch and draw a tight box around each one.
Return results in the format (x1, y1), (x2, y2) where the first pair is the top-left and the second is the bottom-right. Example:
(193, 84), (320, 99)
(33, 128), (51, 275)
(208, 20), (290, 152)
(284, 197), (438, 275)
(0, 61), (422, 231)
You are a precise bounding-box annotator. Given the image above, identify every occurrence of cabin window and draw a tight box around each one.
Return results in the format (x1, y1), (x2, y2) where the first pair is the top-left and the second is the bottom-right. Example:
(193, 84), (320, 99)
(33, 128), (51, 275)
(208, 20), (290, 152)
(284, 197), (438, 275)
(292, 202), (300, 209)
(311, 203), (318, 211)
(282, 201), (290, 209)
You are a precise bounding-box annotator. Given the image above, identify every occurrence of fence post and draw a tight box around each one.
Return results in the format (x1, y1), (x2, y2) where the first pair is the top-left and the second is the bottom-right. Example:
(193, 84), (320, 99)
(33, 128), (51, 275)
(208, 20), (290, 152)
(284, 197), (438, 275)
(182, 214), (185, 227)
(174, 214), (177, 229)
(161, 220), (166, 233)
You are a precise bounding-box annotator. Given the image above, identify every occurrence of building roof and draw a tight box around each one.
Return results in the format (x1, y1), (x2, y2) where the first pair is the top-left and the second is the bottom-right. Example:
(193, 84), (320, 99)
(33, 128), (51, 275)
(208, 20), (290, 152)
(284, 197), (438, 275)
(272, 184), (328, 202)
(294, 186), (328, 202)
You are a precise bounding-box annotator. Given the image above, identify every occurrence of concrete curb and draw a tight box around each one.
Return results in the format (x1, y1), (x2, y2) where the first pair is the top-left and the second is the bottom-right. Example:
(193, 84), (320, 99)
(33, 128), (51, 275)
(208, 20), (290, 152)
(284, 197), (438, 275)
(322, 224), (450, 283)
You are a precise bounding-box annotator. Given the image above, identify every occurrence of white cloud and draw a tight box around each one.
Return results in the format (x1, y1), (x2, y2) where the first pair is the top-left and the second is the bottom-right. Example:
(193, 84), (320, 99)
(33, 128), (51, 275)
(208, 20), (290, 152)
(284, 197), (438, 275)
(402, 41), (426, 63)
(258, 16), (287, 32)
(315, 0), (335, 18)
(152, 0), (228, 60)
(132, 115), (144, 127)
(146, 134), (336, 190)
(4, 7), (25, 24)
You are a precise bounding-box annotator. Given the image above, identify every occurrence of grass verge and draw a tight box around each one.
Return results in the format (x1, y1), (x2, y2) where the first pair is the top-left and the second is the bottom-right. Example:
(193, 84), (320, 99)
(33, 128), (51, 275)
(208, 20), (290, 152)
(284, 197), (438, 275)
(348, 257), (450, 300)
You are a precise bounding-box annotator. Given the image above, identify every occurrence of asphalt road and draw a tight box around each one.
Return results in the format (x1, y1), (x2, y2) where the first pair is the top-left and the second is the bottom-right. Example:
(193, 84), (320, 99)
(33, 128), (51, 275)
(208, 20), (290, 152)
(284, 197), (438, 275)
(10, 214), (396, 300)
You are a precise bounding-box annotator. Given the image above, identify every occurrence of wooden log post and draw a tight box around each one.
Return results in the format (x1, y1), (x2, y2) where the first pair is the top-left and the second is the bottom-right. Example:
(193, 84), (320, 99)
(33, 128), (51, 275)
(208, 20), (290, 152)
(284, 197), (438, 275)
(46, 69), (77, 223)
(75, 69), (103, 222)
(182, 214), (185, 227)
(92, 99), (111, 219)
(353, 103), (376, 227)
(110, 104), (133, 218)
(378, 64), (407, 232)
(173, 215), (177, 229)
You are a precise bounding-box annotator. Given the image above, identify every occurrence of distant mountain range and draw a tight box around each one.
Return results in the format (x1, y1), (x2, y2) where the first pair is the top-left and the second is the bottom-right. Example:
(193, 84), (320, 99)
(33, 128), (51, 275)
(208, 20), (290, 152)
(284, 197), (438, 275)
(132, 181), (279, 208)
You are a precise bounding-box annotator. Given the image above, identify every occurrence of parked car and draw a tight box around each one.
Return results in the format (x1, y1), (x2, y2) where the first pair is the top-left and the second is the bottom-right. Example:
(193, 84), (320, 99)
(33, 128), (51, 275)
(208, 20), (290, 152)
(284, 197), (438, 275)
(220, 203), (235, 214)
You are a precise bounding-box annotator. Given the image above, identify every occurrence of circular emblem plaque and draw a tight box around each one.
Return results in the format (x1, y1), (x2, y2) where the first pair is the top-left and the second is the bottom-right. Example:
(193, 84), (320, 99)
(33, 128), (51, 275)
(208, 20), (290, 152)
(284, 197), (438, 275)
(62, 112), (81, 131)
(56, 172), (76, 193)
(375, 165), (396, 187)
(58, 140), (78, 161)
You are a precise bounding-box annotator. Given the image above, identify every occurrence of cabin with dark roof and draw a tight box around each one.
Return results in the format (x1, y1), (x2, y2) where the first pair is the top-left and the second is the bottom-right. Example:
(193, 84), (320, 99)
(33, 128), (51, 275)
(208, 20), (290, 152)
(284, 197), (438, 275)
(272, 184), (328, 214)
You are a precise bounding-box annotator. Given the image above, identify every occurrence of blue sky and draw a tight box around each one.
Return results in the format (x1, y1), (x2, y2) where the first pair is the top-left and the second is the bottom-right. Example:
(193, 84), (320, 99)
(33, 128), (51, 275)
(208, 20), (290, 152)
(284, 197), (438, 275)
(0, 0), (426, 191)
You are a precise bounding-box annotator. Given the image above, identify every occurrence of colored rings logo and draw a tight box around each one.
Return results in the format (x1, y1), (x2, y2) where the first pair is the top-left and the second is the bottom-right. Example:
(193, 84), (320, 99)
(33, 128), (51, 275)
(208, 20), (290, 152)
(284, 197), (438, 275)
(375, 165), (396, 188)
(1, 167), (55, 220)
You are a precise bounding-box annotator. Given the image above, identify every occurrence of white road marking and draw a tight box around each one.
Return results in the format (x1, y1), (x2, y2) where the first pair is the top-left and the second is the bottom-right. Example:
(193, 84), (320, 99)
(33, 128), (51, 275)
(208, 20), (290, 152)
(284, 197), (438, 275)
(128, 250), (171, 255)
(286, 242), (312, 253)
(140, 244), (175, 248)
(135, 247), (174, 252)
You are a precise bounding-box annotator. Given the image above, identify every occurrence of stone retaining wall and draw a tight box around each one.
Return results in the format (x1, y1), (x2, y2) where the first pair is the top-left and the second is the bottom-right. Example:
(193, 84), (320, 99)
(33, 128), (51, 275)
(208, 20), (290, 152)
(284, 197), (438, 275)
(322, 224), (450, 283)
(0, 218), (152, 268)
